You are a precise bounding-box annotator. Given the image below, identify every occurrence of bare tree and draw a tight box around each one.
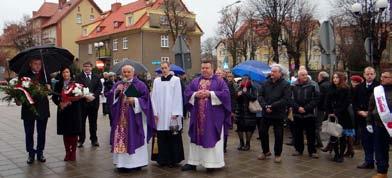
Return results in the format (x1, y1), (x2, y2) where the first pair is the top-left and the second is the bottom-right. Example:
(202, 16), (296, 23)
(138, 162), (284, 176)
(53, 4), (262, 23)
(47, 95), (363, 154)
(330, 15), (367, 71)
(281, 0), (317, 73)
(249, 0), (296, 63)
(201, 37), (218, 60)
(332, 0), (390, 72)
(162, 0), (191, 44)
(3, 15), (37, 51)
(218, 6), (242, 66)
(237, 11), (264, 61)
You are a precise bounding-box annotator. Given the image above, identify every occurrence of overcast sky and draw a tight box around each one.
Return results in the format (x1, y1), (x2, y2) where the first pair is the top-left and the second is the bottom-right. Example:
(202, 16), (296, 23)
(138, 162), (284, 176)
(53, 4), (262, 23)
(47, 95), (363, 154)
(0, 0), (333, 40)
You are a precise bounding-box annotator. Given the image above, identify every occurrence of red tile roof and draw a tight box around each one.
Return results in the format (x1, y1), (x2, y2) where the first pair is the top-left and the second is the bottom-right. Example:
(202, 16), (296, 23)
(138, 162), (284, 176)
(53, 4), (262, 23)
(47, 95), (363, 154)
(32, 2), (58, 19)
(235, 19), (269, 39)
(77, 0), (159, 42)
(77, 0), (203, 42)
(32, 0), (102, 28)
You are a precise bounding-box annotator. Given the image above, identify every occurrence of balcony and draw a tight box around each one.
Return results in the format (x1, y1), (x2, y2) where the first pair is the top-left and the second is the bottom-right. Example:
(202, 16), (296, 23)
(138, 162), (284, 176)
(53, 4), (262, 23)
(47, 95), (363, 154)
(95, 48), (112, 59)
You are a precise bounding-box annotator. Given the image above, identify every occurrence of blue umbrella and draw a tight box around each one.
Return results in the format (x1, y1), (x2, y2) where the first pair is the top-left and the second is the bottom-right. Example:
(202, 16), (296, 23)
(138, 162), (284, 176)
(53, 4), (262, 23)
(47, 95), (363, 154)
(155, 64), (185, 75)
(232, 60), (271, 82)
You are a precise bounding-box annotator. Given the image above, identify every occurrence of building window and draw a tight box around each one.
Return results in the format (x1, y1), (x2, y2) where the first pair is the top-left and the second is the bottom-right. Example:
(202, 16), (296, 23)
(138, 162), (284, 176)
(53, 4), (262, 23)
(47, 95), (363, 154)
(160, 16), (169, 25)
(76, 14), (82, 24)
(90, 15), (95, 21)
(161, 57), (170, 62)
(113, 39), (118, 51)
(122, 37), (128, 49)
(88, 44), (93, 55)
(78, 6), (80, 12)
(113, 59), (120, 65)
(91, 8), (94, 13)
(114, 21), (119, 28)
(127, 15), (133, 26)
(82, 28), (87, 36)
(161, 35), (169, 48)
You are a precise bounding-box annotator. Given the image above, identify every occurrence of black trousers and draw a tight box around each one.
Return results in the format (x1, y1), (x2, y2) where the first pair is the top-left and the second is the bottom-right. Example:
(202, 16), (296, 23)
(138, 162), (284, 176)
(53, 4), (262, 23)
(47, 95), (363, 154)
(293, 117), (316, 154)
(23, 118), (48, 157)
(259, 118), (284, 156)
(374, 123), (389, 174)
(156, 131), (184, 165)
(79, 105), (98, 144)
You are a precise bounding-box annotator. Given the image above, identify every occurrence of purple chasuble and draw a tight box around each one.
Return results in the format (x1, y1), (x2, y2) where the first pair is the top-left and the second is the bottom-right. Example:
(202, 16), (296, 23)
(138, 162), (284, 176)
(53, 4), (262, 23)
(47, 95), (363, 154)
(108, 78), (156, 155)
(184, 75), (231, 148)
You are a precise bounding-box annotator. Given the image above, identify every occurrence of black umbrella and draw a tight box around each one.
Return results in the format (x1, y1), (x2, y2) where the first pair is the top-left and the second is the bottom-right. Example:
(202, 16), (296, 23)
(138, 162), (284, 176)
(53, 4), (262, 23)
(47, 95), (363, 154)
(111, 59), (148, 75)
(9, 45), (74, 82)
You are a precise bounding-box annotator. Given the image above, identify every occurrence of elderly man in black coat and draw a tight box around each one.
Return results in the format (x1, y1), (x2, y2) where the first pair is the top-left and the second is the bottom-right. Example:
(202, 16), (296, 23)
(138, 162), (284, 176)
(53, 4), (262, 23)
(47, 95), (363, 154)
(291, 69), (320, 158)
(257, 64), (291, 163)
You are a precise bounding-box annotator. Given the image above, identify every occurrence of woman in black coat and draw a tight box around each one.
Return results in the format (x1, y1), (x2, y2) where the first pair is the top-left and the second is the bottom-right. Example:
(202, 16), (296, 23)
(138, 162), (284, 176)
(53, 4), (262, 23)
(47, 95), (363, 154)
(235, 76), (257, 151)
(325, 72), (353, 163)
(52, 66), (82, 161)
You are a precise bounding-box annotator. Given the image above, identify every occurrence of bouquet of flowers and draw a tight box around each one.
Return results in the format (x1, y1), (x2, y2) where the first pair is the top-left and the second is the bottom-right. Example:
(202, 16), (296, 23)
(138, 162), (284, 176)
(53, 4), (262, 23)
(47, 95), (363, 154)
(0, 77), (49, 114)
(61, 82), (94, 103)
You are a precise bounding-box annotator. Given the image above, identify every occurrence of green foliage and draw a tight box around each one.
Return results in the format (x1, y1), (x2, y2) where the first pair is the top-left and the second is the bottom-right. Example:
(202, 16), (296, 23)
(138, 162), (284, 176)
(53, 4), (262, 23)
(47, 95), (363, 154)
(0, 78), (49, 116)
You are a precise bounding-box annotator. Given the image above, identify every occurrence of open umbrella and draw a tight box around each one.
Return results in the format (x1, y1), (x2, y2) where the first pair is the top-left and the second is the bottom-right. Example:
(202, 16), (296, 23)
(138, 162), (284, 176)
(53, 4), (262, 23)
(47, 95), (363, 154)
(232, 60), (271, 82)
(154, 64), (185, 75)
(111, 59), (148, 75)
(9, 45), (74, 82)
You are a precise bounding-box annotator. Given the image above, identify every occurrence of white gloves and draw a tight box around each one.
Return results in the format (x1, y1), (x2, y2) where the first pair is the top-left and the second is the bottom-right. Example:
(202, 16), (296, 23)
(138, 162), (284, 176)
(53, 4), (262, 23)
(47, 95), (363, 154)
(366, 125), (374, 133)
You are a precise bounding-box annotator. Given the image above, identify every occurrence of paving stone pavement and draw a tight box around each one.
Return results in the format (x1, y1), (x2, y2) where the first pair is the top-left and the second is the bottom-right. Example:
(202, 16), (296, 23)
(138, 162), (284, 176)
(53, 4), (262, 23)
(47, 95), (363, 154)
(0, 97), (391, 178)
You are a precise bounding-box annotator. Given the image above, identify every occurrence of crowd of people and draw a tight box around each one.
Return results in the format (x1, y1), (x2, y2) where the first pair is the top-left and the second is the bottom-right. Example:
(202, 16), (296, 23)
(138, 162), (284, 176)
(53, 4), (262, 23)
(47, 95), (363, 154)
(14, 57), (392, 178)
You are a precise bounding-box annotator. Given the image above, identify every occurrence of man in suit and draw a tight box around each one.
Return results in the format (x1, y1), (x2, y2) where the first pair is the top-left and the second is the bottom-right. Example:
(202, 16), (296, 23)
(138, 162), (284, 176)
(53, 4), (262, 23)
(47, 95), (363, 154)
(76, 61), (102, 147)
(19, 58), (51, 164)
(354, 67), (379, 169)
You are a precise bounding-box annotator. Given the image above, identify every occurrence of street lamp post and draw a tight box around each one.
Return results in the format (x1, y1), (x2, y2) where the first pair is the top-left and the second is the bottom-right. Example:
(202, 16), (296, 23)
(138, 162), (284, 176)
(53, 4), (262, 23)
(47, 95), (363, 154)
(219, 0), (241, 13)
(94, 41), (104, 70)
(351, 0), (388, 67)
(94, 41), (104, 59)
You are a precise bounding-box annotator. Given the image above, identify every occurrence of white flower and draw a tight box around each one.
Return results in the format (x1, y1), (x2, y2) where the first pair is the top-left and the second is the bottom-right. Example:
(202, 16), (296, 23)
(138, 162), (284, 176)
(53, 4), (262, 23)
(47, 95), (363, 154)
(22, 81), (31, 88)
(9, 78), (18, 86)
(82, 87), (92, 96)
(72, 87), (83, 96)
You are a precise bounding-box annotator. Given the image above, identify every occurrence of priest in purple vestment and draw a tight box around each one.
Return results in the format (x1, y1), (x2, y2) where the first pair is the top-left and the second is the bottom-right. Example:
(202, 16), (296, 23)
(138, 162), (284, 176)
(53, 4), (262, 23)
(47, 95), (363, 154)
(181, 60), (232, 172)
(107, 65), (155, 171)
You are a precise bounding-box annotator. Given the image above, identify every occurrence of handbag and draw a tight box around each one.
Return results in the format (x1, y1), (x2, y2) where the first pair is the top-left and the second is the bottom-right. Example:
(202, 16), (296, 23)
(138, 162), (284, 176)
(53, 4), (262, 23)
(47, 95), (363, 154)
(321, 115), (343, 137)
(249, 100), (262, 113)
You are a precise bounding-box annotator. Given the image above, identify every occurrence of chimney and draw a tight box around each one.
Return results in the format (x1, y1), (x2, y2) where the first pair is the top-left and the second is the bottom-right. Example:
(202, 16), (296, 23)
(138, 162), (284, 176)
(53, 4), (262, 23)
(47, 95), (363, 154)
(59, 0), (66, 9)
(111, 2), (122, 12)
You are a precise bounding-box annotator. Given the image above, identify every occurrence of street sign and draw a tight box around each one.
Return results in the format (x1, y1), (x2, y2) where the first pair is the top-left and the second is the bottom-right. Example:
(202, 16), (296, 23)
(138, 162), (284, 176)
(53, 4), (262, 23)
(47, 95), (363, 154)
(320, 21), (335, 54)
(364, 37), (374, 62)
(152, 60), (161, 65)
(320, 20), (336, 75)
(173, 35), (191, 70)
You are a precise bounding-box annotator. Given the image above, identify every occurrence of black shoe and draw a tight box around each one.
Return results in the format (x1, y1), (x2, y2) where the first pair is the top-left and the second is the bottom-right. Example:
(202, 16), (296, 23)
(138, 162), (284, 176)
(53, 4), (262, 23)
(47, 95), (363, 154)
(92, 142), (100, 147)
(333, 156), (344, 163)
(77, 142), (83, 148)
(131, 167), (142, 171)
(357, 162), (374, 169)
(37, 155), (46, 162)
(181, 164), (196, 171)
(27, 156), (34, 164)
(206, 168), (215, 172)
